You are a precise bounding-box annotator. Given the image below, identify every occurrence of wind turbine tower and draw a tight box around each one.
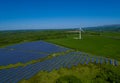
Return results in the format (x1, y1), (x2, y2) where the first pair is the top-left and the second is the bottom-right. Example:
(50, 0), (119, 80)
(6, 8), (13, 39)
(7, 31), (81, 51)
(74, 27), (84, 40)
(79, 27), (82, 39)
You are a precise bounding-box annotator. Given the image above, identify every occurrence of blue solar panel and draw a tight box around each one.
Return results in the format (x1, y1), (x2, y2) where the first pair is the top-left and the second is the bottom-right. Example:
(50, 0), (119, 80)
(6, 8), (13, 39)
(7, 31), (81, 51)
(86, 57), (90, 64)
(73, 56), (81, 66)
(91, 57), (95, 63)
(81, 60), (85, 64)
(110, 59), (113, 65)
(67, 64), (72, 69)
(114, 60), (119, 66)
(96, 58), (99, 64)
(80, 56), (87, 64)
(0, 51), (118, 83)
(80, 58), (85, 64)
(6, 41), (69, 54)
(63, 55), (74, 67)
(100, 58), (104, 64)
(24, 65), (42, 80)
(2, 66), (31, 83)
(0, 68), (17, 81)
(105, 58), (109, 64)
(0, 41), (69, 66)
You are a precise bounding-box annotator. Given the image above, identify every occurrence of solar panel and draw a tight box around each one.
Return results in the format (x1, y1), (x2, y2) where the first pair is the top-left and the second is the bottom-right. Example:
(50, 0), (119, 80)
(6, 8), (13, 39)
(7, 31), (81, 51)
(0, 41), (70, 66)
(80, 57), (85, 65)
(110, 59), (113, 65)
(74, 56), (81, 66)
(105, 58), (109, 64)
(67, 62), (73, 69)
(96, 58), (99, 64)
(0, 68), (17, 81)
(63, 55), (74, 67)
(100, 58), (104, 64)
(91, 57), (95, 63)
(2, 66), (31, 83)
(114, 60), (119, 66)
(86, 57), (90, 65)
(25, 66), (42, 80)
(0, 50), (118, 83)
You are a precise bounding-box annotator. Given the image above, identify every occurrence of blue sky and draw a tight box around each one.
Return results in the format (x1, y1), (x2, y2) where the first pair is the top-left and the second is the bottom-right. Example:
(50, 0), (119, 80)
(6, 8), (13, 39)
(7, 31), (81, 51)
(0, 0), (120, 30)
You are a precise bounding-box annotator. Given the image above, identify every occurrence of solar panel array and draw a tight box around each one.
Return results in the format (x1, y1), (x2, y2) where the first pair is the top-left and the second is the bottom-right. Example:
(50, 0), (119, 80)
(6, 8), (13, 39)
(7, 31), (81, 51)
(0, 41), (69, 66)
(6, 41), (69, 54)
(0, 52), (119, 83)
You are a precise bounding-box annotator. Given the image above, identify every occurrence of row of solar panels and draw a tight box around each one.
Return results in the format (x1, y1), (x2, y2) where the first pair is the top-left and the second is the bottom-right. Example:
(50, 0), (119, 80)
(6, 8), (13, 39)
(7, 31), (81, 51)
(0, 52), (119, 83)
(5, 41), (69, 54)
(0, 51), (49, 66)
(0, 41), (69, 66)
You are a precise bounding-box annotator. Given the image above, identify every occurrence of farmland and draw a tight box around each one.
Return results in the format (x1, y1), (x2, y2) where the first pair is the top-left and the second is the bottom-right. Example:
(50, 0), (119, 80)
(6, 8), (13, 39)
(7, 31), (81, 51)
(0, 29), (120, 83)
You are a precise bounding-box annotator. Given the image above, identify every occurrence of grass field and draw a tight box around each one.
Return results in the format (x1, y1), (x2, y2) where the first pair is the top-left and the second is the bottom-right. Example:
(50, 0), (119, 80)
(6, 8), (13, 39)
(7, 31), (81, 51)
(46, 33), (120, 61)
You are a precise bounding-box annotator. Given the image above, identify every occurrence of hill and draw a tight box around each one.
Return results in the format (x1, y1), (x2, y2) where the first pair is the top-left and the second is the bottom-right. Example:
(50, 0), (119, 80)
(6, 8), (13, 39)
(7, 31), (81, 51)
(84, 24), (120, 32)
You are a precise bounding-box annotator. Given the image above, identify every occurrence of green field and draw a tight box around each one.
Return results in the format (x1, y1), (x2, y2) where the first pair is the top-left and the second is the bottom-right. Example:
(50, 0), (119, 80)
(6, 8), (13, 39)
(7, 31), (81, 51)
(46, 32), (120, 61)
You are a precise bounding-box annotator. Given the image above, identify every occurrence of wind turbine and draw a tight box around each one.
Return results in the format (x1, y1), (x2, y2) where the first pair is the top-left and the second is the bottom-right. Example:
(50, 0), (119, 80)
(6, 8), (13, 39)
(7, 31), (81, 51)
(78, 27), (84, 39)
(73, 27), (84, 40)
(79, 27), (82, 39)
